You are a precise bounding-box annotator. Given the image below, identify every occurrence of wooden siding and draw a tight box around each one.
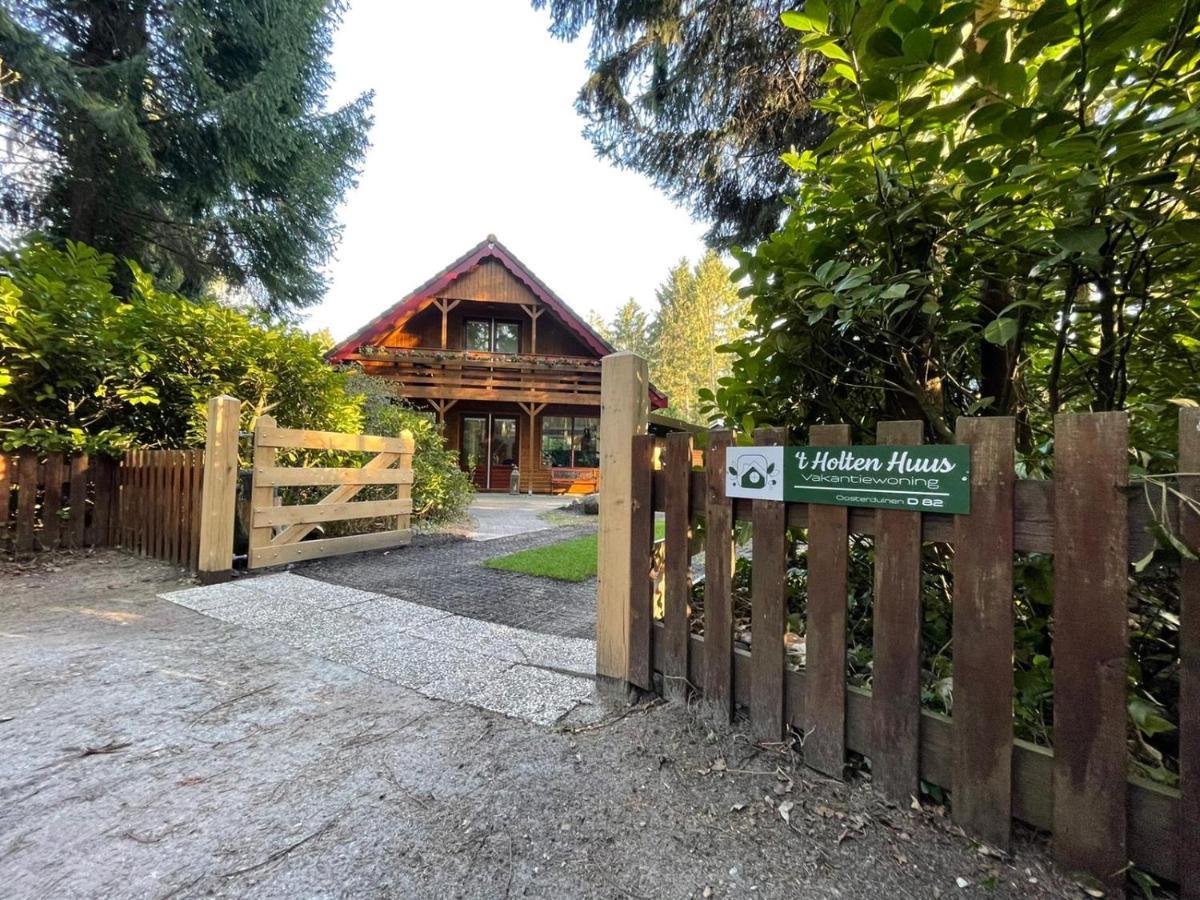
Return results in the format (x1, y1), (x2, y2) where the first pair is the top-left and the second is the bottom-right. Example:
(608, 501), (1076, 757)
(441, 258), (538, 304)
(374, 259), (596, 357)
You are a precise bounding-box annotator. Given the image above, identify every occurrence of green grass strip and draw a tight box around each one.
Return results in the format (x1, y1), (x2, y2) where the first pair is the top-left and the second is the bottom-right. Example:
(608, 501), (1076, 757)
(484, 522), (664, 582)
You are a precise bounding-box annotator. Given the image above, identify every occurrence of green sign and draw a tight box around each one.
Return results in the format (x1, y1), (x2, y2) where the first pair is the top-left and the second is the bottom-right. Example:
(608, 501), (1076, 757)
(724, 444), (971, 514)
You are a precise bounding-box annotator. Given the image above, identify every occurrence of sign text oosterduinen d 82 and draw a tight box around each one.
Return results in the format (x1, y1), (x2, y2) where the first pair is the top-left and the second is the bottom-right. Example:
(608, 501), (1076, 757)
(723, 445), (971, 514)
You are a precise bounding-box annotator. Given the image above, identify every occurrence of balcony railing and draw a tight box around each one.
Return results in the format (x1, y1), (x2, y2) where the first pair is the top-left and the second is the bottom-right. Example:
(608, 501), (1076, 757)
(342, 346), (603, 405)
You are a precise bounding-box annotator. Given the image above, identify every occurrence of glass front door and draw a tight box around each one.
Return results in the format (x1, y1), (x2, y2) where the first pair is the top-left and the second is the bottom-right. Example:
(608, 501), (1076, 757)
(460, 413), (519, 490)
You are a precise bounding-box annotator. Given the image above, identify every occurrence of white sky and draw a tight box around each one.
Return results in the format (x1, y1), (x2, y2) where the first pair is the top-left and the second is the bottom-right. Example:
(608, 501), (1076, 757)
(306, 0), (709, 340)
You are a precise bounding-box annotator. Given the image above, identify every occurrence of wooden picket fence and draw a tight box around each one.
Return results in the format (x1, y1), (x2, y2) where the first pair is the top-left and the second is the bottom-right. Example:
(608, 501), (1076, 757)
(118, 449), (205, 568)
(0, 451), (120, 552)
(620, 408), (1197, 895)
(0, 449), (205, 568)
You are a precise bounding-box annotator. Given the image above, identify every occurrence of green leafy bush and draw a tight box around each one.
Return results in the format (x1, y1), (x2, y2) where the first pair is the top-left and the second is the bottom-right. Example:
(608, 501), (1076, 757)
(0, 241), (474, 527)
(1, 240), (360, 454)
(342, 372), (473, 526)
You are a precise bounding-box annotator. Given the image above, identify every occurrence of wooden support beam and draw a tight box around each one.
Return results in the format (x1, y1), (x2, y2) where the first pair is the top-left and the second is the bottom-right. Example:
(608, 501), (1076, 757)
(197, 395), (241, 583)
(434, 298), (461, 348)
(521, 304), (545, 354)
(596, 352), (650, 694)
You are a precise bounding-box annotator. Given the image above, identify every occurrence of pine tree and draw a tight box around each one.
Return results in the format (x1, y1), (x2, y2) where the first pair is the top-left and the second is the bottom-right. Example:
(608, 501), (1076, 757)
(0, 0), (371, 314)
(605, 298), (657, 364)
(650, 252), (745, 422)
(534, 0), (828, 247)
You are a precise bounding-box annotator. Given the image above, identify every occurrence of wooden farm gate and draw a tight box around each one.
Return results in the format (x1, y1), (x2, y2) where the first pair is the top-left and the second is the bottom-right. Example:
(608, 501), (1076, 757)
(246, 416), (414, 569)
(593, 354), (1198, 897)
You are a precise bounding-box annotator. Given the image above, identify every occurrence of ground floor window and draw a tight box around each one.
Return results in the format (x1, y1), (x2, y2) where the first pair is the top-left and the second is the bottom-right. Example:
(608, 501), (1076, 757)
(541, 416), (599, 468)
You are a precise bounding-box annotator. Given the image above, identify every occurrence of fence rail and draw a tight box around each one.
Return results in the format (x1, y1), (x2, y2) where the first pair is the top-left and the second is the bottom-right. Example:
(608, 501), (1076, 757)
(621, 408), (1198, 894)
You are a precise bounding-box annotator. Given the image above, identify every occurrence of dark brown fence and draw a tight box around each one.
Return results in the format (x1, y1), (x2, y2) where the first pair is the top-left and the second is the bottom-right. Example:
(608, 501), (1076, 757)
(1, 448), (205, 569)
(626, 409), (1197, 895)
(0, 451), (120, 552)
(118, 449), (205, 569)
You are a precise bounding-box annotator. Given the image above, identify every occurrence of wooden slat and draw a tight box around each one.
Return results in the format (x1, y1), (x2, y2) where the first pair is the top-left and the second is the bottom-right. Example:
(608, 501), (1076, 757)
(135, 451), (147, 555)
(805, 423), (852, 779)
(0, 452), (10, 549)
(269, 450), (404, 546)
(193, 450), (205, 569)
(627, 433), (657, 691)
(650, 627), (1181, 883)
(750, 426), (788, 743)
(197, 396), (240, 580)
(163, 453), (176, 563)
(153, 453), (165, 561)
(1053, 412), (1128, 892)
(248, 528), (413, 568)
(248, 417), (279, 568)
(254, 465), (413, 487)
(663, 431), (693, 703)
(871, 420), (925, 805)
(68, 454), (87, 549)
(1180, 407), (1199, 900)
(701, 430), (734, 724)
(255, 498), (413, 528)
(952, 416), (1016, 849)
(255, 425), (412, 454)
(40, 453), (63, 550)
(14, 453), (38, 554)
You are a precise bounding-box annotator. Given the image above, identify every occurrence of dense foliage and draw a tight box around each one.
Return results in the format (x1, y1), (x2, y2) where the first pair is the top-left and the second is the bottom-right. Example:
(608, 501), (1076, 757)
(0, 241), (474, 525)
(342, 372), (474, 526)
(0, 241), (358, 453)
(591, 252), (747, 422)
(0, 0), (371, 313)
(710, 0), (1200, 458)
(535, 0), (828, 247)
(695, 0), (1200, 793)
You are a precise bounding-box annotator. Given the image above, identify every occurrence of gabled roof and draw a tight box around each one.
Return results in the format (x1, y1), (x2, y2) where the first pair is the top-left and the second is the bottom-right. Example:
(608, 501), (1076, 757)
(327, 235), (615, 361)
(326, 234), (667, 408)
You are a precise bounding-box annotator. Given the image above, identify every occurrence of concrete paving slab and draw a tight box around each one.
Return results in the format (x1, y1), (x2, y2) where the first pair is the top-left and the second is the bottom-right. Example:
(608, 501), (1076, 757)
(462, 494), (565, 541)
(410, 613), (528, 664)
(345, 595), (454, 631)
(425, 663), (593, 726)
(159, 571), (597, 726)
(235, 571), (383, 611)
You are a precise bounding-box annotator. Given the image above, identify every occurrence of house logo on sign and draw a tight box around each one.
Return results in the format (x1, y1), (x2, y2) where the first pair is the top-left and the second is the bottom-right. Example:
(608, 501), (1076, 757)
(725, 445), (785, 501)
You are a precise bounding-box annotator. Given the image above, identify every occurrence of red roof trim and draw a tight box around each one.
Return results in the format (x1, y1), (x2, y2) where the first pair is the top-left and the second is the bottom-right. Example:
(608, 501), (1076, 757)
(326, 236), (668, 408)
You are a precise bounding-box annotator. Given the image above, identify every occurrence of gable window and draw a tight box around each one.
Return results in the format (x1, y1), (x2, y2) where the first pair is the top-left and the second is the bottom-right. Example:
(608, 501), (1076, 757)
(464, 318), (520, 354)
(541, 416), (600, 468)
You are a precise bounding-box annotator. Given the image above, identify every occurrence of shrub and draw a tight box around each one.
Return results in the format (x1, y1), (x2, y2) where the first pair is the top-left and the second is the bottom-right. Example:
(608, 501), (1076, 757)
(0, 240), (360, 454)
(342, 371), (474, 526)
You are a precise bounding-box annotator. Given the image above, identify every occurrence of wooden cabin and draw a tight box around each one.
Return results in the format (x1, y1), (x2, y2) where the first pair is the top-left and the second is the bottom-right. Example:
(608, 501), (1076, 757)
(327, 236), (667, 493)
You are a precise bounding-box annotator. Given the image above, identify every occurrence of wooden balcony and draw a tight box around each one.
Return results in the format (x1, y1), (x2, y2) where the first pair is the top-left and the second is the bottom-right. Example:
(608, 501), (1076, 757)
(342, 347), (603, 405)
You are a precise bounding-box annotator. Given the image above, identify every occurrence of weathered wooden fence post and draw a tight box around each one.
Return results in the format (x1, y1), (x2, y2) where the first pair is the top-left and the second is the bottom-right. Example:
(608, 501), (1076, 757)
(596, 352), (650, 697)
(197, 395), (240, 583)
